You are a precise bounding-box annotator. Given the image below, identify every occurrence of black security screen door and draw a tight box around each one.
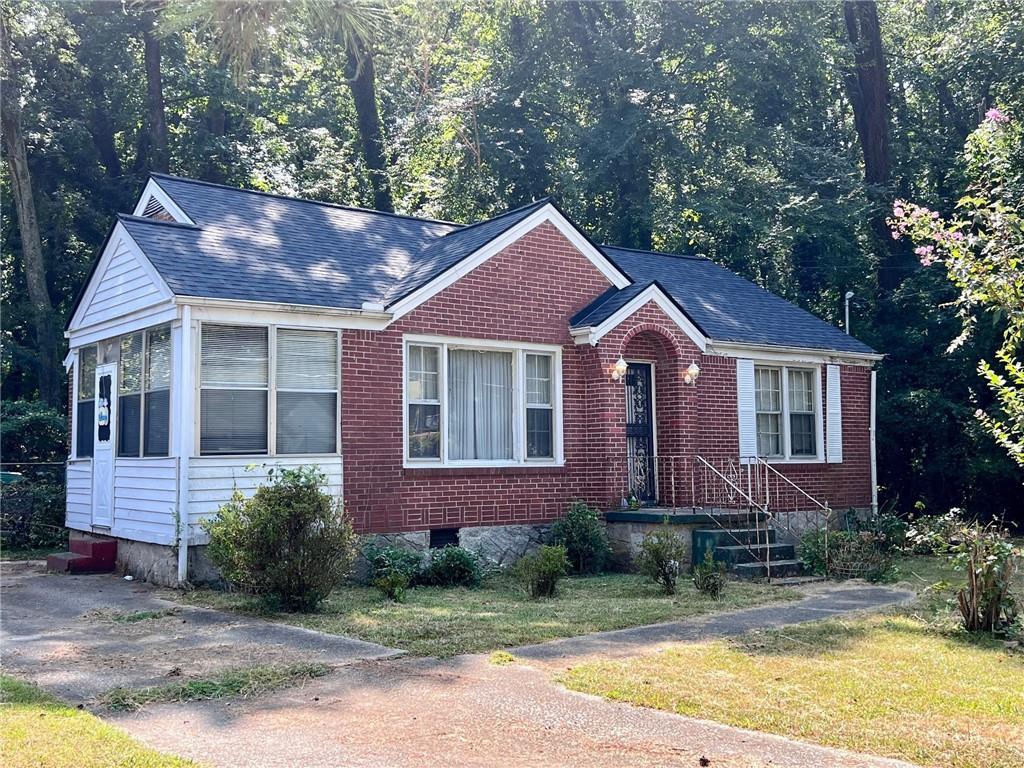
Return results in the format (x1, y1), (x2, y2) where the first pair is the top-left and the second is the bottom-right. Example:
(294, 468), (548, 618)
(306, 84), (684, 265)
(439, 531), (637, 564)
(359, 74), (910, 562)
(625, 362), (656, 503)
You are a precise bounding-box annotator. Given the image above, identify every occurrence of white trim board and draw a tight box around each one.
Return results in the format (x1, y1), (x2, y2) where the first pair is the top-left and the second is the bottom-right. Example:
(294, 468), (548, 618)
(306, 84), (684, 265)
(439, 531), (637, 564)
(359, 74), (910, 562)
(132, 178), (196, 225)
(570, 283), (708, 353)
(386, 203), (632, 322)
(707, 340), (882, 366)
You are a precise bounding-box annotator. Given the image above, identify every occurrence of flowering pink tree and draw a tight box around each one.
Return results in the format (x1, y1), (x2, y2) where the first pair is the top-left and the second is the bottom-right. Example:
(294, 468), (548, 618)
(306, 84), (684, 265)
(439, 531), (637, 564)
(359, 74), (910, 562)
(890, 108), (1023, 466)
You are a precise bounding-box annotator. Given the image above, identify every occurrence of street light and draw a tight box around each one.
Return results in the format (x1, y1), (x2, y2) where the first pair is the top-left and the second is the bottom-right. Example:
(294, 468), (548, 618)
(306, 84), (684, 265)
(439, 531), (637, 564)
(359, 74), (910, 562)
(844, 291), (855, 335)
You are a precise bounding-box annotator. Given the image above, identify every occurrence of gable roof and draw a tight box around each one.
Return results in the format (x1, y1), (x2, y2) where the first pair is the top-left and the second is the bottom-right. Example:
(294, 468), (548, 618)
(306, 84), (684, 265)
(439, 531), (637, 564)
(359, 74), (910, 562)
(592, 247), (876, 355)
(89, 174), (877, 357)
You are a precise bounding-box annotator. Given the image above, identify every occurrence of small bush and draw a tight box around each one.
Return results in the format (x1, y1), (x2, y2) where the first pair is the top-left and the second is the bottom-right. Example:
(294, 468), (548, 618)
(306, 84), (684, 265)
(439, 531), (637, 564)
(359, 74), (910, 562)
(800, 528), (894, 582)
(636, 524), (687, 594)
(909, 510), (1021, 633)
(693, 549), (727, 597)
(514, 545), (570, 598)
(551, 501), (611, 574)
(424, 545), (483, 588)
(202, 466), (356, 611)
(362, 544), (423, 602)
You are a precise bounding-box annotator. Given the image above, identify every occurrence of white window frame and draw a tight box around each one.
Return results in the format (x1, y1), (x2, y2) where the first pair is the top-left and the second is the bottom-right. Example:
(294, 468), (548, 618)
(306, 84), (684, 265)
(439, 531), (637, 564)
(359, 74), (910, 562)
(403, 334), (564, 468)
(753, 363), (825, 463)
(116, 324), (174, 459)
(196, 322), (342, 458)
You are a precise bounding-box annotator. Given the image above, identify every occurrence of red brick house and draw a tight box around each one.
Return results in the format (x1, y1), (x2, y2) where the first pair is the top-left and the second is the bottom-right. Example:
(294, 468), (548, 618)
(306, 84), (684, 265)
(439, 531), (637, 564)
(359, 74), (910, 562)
(62, 174), (881, 584)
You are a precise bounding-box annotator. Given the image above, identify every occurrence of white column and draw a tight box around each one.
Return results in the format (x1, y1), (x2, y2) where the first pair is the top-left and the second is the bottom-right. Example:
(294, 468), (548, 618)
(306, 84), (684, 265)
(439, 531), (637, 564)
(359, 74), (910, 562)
(174, 305), (195, 584)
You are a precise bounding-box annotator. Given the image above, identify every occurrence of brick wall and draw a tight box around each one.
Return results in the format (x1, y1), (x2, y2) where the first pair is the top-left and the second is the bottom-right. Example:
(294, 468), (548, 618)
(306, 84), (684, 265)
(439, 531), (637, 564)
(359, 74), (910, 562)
(341, 221), (873, 534)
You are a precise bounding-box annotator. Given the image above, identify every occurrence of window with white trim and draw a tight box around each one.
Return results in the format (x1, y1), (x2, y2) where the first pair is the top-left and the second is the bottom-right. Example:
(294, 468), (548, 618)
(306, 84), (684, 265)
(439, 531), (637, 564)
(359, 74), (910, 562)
(199, 324), (340, 456)
(76, 346), (97, 458)
(117, 324), (172, 457)
(404, 340), (561, 465)
(754, 365), (819, 459)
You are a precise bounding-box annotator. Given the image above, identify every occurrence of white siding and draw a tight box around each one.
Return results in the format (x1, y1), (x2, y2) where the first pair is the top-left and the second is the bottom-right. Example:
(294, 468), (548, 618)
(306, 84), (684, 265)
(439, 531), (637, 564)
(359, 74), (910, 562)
(112, 458), (179, 545)
(66, 460), (92, 532)
(79, 236), (169, 328)
(187, 456), (344, 543)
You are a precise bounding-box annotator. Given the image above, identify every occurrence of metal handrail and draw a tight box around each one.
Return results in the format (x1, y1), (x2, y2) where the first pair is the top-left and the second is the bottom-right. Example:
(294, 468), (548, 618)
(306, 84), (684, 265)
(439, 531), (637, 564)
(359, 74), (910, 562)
(753, 457), (830, 512)
(693, 455), (767, 514)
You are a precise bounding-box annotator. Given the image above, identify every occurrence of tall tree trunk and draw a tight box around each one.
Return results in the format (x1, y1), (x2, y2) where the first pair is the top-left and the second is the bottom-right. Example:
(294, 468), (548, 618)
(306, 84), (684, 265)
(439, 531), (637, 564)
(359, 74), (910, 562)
(345, 38), (392, 212)
(842, 0), (913, 291)
(1, 14), (60, 405)
(842, 0), (889, 187)
(143, 8), (168, 173)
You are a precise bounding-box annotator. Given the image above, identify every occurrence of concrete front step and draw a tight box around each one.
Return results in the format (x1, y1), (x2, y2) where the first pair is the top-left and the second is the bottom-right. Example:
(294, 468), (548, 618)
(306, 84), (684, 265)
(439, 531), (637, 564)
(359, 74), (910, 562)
(732, 558), (804, 580)
(47, 536), (117, 574)
(46, 552), (101, 574)
(695, 527), (777, 546)
(715, 542), (796, 566)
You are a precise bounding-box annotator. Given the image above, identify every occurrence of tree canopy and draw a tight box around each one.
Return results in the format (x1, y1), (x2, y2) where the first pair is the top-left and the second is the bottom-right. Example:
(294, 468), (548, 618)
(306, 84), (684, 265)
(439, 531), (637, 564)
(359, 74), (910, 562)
(2, 0), (1021, 519)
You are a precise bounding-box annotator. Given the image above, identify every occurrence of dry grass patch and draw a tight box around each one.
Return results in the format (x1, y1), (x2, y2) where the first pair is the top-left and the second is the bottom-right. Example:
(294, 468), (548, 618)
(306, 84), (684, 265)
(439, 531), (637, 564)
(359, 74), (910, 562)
(0, 675), (195, 768)
(100, 662), (331, 712)
(177, 573), (801, 658)
(560, 556), (1024, 768)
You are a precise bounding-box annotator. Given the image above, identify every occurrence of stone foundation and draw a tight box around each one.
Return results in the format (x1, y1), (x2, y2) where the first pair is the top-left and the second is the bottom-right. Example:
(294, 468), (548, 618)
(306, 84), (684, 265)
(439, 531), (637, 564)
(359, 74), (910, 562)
(69, 531), (221, 587)
(458, 523), (551, 566)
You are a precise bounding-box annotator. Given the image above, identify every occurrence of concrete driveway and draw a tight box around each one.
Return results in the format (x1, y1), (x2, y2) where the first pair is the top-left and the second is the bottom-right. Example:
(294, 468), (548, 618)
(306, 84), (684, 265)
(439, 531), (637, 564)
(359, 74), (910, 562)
(0, 565), (398, 702)
(2, 566), (915, 767)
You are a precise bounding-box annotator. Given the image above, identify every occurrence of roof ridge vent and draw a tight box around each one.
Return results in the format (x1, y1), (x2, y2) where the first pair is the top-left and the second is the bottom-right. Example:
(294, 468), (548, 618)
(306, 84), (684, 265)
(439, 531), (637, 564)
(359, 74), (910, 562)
(141, 195), (175, 221)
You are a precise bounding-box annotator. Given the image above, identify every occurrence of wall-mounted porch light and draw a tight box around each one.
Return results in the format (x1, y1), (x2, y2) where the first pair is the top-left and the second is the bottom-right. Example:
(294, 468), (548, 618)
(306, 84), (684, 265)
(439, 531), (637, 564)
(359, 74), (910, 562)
(684, 361), (701, 385)
(611, 356), (628, 382)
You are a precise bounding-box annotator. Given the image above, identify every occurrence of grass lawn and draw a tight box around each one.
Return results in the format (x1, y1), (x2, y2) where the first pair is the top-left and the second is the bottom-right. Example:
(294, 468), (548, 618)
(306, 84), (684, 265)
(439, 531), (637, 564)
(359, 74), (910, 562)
(560, 555), (1024, 768)
(177, 573), (802, 657)
(0, 675), (196, 768)
(1, 546), (53, 561)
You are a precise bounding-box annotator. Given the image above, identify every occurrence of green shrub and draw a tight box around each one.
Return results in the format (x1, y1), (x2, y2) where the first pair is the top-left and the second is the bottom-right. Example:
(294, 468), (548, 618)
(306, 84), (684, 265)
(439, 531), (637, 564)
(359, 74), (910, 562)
(636, 524), (687, 594)
(201, 466), (356, 611)
(550, 501), (611, 574)
(799, 528), (894, 582)
(0, 481), (66, 550)
(909, 510), (1021, 633)
(424, 545), (483, 588)
(692, 549), (727, 597)
(362, 544), (423, 602)
(514, 545), (570, 598)
(0, 400), (67, 463)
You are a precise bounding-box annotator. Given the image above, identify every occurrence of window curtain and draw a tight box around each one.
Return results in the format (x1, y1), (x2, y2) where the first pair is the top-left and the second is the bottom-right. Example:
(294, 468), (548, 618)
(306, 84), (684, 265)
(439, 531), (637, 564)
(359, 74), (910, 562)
(448, 350), (513, 460)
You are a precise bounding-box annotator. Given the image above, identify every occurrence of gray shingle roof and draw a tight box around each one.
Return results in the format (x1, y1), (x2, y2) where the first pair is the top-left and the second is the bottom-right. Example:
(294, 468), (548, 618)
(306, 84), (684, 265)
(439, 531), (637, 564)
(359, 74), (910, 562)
(591, 247), (877, 355)
(117, 174), (876, 356)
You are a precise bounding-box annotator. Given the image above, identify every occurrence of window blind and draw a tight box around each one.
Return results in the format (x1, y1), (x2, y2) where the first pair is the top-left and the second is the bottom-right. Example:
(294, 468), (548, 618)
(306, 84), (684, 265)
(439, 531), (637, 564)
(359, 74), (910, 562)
(275, 329), (338, 454)
(201, 325), (268, 387)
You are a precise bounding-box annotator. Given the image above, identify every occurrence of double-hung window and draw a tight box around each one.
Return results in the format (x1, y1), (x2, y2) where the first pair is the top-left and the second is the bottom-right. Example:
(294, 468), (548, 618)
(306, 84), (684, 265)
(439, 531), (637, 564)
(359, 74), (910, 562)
(76, 346), (97, 458)
(404, 338), (561, 465)
(116, 324), (172, 458)
(754, 365), (820, 460)
(199, 324), (339, 456)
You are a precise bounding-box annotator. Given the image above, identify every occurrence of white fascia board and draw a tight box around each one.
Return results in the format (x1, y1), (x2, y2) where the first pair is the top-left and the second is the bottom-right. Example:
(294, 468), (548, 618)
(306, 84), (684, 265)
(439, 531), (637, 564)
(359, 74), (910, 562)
(573, 284), (708, 352)
(180, 295), (392, 330)
(132, 178), (196, 225)
(708, 340), (883, 366)
(386, 203), (632, 323)
(63, 349), (77, 372)
(66, 222), (176, 333)
(66, 303), (180, 347)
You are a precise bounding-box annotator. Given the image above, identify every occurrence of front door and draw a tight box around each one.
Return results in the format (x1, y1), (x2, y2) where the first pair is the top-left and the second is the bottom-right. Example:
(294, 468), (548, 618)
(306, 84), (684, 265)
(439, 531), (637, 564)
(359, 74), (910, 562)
(625, 362), (656, 504)
(92, 363), (116, 528)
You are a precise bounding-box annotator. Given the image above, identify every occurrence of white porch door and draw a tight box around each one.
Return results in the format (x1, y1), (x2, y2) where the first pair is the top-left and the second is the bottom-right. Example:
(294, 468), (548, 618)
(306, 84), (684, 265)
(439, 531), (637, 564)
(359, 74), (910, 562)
(92, 363), (117, 528)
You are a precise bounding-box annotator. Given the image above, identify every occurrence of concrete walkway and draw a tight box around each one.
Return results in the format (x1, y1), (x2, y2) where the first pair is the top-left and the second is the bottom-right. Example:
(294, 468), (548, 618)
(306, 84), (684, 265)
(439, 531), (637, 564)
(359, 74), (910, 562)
(511, 584), (914, 665)
(3, 569), (915, 767)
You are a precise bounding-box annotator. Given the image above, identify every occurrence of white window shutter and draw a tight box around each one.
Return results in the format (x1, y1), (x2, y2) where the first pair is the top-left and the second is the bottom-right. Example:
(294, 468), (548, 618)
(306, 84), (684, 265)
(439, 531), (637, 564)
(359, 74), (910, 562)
(736, 359), (757, 460)
(826, 364), (843, 464)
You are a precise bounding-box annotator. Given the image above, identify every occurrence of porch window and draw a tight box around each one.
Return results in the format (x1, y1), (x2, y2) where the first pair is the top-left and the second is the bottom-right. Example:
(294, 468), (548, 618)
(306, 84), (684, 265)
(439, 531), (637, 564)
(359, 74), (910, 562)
(275, 329), (338, 455)
(404, 339), (562, 466)
(199, 324), (340, 456)
(754, 365), (819, 460)
(200, 325), (269, 455)
(76, 346), (97, 458)
(117, 325), (172, 458)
